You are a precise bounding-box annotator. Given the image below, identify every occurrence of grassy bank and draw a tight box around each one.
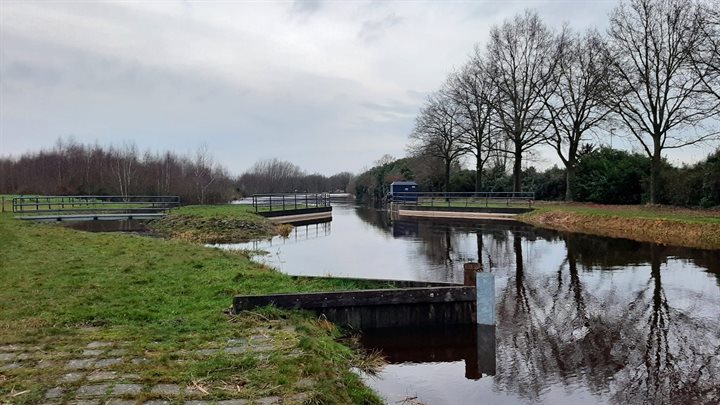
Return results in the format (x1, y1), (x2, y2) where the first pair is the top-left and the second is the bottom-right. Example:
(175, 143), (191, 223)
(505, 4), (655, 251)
(148, 205), (279, 243)
(520, 203), (720, 250)
(0, 208), (387, 404)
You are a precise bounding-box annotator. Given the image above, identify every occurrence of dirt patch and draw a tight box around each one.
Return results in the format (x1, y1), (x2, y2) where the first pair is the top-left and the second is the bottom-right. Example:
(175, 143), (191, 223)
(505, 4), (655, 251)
(522, 211), (720, 250)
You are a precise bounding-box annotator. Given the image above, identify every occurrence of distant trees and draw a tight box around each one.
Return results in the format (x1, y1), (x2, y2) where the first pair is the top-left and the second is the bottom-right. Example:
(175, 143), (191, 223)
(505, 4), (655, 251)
(0, 139), (234, 204)
(406, 0), (720, 202)
(236, 158), (353, 195)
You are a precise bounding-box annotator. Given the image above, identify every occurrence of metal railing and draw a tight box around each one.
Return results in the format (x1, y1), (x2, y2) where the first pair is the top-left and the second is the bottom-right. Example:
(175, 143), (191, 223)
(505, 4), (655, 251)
(12, 195), (180, 216)
(251, 193), (331, 213)
(390, 191), (535, 208)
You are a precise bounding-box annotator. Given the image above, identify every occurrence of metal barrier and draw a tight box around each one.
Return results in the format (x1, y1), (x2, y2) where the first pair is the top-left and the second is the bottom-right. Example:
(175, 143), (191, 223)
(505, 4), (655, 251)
(390, 192), (535, 208)
(12, 195), (180, 219)
(251, 193), (331, 213)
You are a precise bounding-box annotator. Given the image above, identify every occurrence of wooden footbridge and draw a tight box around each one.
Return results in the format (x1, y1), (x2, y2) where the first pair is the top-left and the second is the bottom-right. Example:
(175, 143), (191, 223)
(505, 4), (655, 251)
(12, 195), (180, 221)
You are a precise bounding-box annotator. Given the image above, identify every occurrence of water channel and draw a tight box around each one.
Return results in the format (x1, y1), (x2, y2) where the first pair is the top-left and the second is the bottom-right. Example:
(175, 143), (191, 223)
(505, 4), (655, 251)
(214, 203), (720, 404)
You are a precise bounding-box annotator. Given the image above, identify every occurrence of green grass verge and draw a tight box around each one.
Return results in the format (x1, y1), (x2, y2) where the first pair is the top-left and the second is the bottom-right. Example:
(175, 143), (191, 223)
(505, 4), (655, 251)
(525, 202), (720, 225)
(0, 210), (385, 404)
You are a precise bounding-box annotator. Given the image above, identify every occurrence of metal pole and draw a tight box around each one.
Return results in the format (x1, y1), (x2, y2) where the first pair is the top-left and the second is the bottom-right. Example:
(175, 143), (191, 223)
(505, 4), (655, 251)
(476, 272), (495, 325)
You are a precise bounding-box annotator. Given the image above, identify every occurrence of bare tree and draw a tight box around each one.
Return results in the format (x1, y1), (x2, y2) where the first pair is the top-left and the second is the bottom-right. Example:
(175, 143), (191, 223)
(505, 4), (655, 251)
(695, 1), (720, 101)
(193, 144), (217, 205)
(409, 92), (466, 192)
(449, 54), (500, 192)
(607, 0), (719, 204)
(543, 29), (614, 201)
(111, 142), (138, 200)
(486, 10), (561, 192)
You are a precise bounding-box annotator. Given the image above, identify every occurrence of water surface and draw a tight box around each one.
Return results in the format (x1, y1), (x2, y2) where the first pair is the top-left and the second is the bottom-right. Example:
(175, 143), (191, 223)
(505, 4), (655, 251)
(215, 204), (720, 404)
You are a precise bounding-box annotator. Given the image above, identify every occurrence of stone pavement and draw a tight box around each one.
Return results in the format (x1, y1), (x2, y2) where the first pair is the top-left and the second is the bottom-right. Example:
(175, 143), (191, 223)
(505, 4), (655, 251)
(0, 329), (313, 405)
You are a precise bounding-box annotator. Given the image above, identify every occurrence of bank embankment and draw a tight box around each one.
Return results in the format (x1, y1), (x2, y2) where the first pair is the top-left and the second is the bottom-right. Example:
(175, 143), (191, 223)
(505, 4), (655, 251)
(519, 204), (720, 250)
(148, 205), (279, 243)
(0, 208), (387, 404)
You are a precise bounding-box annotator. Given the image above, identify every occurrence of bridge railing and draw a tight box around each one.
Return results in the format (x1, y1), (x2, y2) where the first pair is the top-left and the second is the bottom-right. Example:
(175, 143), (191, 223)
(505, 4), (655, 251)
(12, 195), (181, 216)
(390, 191), (535, 208)
(251, 193), (331, 213)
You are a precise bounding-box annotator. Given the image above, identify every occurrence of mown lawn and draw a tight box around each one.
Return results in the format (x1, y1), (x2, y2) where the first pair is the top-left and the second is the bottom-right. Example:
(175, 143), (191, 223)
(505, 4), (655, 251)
(0, 208), (384, 404)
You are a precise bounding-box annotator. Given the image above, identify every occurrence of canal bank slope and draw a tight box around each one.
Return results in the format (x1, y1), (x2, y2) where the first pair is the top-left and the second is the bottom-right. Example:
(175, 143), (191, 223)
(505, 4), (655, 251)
(519, 203), (720, 250)
(0, 201), (386, 404)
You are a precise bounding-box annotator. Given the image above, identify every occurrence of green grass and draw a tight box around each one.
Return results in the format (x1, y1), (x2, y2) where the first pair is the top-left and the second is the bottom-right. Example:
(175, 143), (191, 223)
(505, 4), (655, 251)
(0, 210), (385, 403)
(526, 202), (720, 225)
(171, 204), (263, 220)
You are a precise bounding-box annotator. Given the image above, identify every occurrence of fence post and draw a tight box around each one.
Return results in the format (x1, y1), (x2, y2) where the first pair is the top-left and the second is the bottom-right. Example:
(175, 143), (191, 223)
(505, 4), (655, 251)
(294, 193), (297, 210)
(269, 196), (272, 212)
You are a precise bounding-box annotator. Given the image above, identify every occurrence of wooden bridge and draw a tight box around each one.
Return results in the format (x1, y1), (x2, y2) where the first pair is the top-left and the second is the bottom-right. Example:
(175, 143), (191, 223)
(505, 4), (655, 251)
(12, 195), (180, 221)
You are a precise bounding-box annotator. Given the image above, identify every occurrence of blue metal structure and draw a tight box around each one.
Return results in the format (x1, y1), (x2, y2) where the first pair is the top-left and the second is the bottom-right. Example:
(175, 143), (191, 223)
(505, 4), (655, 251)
(389, 181), (419, 202)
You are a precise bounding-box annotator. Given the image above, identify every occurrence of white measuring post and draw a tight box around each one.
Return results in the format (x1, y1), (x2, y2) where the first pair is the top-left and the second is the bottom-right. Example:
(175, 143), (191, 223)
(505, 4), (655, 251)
(476, 272), (495, 325)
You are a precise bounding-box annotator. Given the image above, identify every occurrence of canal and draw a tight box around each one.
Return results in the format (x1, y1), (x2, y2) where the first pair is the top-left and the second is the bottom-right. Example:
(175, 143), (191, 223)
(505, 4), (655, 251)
(215, 203), (720, 404)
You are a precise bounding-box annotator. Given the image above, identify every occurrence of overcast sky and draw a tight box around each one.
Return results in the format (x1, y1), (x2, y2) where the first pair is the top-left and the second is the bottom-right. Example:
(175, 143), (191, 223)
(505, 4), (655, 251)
(1, 0), (713, 175)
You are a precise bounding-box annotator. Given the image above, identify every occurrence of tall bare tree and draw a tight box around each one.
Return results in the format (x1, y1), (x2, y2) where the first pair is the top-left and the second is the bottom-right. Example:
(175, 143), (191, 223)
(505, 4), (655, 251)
(543, 29), (614, 201)
(607, 0), (719, 204)
(449, 54), (500, 192)
(695, 1), (720, 101)
(409, 92), (466, 192)
(111, 143), (137, 201)
(486, 10), (561, 192)
(193, 144), (217, 205)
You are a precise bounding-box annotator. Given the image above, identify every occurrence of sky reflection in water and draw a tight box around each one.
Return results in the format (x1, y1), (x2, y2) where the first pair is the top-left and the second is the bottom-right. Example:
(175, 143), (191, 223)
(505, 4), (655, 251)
(214, 204), (720, 405)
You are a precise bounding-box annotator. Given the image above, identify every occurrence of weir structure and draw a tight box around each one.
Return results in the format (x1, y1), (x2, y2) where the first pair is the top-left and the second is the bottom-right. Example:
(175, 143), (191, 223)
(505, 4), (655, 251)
(233, 264), (495, 329)
(251, 193), (332, 223)
(12, 195), (180, 221)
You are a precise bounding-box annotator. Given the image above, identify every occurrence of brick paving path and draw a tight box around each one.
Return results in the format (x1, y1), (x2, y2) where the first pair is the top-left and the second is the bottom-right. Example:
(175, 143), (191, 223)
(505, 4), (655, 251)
(0, 330), (312, 405)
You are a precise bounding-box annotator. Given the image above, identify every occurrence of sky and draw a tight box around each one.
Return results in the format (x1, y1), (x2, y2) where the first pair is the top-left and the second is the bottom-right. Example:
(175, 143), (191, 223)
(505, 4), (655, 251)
(0, 0), (713, 175)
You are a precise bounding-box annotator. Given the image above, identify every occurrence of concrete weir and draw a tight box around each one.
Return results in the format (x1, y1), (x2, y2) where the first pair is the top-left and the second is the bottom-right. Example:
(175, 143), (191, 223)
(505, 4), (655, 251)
(234, 286), (477, 329)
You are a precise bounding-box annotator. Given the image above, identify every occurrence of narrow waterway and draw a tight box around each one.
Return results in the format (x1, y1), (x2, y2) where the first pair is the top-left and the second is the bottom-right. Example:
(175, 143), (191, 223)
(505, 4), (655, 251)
(215, 204), (720, 404)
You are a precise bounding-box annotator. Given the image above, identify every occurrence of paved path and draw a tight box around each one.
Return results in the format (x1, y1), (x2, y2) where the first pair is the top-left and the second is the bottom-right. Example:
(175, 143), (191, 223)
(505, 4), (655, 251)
(0, 325), (313, 405)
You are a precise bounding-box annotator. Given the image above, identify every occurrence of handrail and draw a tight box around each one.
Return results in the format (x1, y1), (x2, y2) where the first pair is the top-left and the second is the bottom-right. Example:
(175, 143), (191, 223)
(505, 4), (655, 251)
(389, 191), (534, 208)
(251, 192), (331, 213)
(12, 195), (180, 215)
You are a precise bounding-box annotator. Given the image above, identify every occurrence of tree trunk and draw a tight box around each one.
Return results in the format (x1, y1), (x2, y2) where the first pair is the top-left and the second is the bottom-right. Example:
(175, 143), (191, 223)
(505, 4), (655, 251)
(565, 164), (576, 202)
(444, 160), (451, 193)
(649, 140), (662, 204)
(513, 141), (522, 192)
(475, 157), (483, 192)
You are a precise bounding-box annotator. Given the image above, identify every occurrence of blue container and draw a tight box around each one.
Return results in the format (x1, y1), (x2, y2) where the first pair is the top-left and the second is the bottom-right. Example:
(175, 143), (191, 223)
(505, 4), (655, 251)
(389, 181), (419, 202)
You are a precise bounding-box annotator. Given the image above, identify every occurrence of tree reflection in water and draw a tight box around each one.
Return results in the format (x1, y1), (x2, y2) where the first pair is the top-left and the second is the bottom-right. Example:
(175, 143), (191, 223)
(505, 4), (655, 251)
(493, 232), (719, 404)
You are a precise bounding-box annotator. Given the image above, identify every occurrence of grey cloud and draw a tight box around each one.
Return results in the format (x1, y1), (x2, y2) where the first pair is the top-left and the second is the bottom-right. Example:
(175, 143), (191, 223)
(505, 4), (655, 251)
(358, 13), (402, 43)
(290, 0), (323, 15)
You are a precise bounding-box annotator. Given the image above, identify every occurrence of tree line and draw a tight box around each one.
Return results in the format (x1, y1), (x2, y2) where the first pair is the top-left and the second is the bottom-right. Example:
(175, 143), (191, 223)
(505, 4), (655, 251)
(0, 140), (353, 204)
(355, 146), (720, 207)
(408, 0), (720, 203)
